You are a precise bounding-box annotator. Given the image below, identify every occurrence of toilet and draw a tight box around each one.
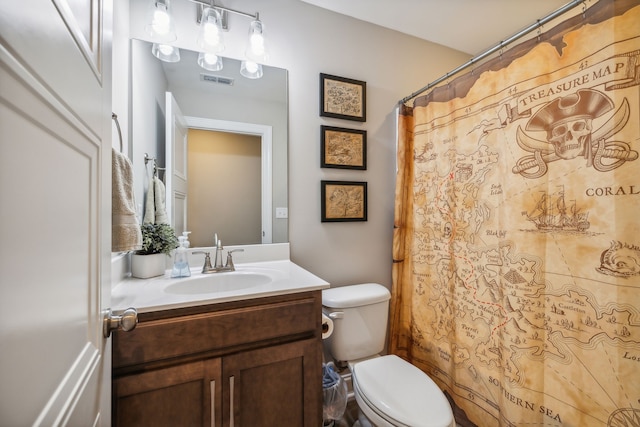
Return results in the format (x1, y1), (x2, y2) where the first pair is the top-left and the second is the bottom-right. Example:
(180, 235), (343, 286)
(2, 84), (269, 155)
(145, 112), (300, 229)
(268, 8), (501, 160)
(322, 283), (455, 427)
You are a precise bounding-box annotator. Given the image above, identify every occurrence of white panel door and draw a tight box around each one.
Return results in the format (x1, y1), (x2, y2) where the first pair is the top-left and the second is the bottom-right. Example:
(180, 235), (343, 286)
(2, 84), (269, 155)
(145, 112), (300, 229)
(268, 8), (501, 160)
(166, 92), (189, 233)
(0, 0), (112, 425)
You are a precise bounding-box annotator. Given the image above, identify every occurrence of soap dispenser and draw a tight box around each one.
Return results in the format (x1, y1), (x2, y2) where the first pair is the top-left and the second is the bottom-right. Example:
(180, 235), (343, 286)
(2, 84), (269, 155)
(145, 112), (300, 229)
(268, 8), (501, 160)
(171, 231), (192, 278)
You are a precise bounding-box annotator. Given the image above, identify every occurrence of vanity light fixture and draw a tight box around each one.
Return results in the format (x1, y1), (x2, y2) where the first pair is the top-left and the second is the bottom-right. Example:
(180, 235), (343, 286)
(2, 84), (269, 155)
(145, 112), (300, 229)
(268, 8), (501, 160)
(244, 17), (267, 63)
(146, 0), (180, 62)
(145, 0), (268, 78)
(196, 6), (225, 53)
(152, 43), (181, 62)
(197, 51), (223, 71)
(145, 0), (177, 43)
(240, 60), (263, 79)
(194, 2), (268, 78)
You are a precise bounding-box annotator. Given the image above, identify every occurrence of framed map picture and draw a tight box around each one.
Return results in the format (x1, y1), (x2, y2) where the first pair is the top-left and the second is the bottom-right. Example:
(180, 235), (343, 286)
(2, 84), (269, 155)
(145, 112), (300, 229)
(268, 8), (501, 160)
(321, 180), (367, 222)
(320, 73), (366, 122)
(321, 126), (367, 170)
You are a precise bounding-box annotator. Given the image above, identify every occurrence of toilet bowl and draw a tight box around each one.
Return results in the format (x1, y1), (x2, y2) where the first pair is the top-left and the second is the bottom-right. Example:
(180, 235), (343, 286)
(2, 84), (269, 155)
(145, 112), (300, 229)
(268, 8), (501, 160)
(322, 284), (454, 427)
(351, 355), (454, 427)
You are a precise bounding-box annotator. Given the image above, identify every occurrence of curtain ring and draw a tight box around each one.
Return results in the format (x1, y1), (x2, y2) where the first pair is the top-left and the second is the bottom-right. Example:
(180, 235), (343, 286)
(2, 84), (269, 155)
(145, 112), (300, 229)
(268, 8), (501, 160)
(536, 20), (542, 42)
(582, 1), (587, 18)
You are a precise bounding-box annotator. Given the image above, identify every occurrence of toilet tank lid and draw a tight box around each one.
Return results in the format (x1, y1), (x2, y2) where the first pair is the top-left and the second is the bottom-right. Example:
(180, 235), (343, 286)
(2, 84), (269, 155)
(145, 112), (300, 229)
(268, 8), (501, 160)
(322, 283), (390, 308)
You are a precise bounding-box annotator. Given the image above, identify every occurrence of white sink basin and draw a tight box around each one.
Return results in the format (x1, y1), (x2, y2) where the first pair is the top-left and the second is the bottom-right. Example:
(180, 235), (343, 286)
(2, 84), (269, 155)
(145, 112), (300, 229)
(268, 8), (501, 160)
(164, 271), (273, 295)
(111, 250), (331, 313)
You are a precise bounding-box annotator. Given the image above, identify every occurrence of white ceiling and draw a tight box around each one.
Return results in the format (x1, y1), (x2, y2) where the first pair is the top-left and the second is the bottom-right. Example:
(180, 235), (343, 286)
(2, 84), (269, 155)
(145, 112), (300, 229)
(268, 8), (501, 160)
(299, 0), (571, 55)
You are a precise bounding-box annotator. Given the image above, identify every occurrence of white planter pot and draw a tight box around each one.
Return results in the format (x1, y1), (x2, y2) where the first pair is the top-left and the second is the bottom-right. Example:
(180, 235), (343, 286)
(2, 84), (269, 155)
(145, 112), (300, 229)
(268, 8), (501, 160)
(131, 253), (167, 279)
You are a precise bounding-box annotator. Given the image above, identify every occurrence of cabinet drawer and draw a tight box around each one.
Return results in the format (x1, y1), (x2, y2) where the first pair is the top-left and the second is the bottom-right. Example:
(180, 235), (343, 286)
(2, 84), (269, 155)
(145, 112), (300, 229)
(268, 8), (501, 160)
(113, 292), (320, 369)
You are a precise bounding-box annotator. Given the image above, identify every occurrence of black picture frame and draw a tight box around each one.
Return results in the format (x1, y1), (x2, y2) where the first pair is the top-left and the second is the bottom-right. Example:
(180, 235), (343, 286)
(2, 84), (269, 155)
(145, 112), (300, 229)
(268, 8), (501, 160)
(320, 73), (367, 122)
(321, 126), (367, 170)
(321, 180), (368, 222)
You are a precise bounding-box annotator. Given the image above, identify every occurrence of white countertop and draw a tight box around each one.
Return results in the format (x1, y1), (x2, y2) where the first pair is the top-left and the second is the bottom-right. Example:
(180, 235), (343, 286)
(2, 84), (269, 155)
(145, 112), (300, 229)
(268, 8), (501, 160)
(112, 259), (330, 313)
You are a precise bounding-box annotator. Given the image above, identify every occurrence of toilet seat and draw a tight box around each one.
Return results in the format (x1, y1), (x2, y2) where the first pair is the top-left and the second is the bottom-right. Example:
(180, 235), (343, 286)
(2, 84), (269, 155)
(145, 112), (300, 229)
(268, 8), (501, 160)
(351, 355), (454, 427)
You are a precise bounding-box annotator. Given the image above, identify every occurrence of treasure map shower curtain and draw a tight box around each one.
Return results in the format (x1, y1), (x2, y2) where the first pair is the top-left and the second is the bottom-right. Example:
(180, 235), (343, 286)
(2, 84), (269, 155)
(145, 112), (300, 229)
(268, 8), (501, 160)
(391, 1), (640, 426)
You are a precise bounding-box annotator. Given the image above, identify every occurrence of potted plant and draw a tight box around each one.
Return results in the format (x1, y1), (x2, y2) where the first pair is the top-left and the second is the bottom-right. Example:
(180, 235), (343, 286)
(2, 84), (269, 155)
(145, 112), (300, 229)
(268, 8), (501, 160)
(131, 223), (179, 278)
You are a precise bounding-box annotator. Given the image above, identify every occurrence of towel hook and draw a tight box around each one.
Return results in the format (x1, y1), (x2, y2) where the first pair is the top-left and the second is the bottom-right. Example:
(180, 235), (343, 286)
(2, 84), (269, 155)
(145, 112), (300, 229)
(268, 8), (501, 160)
(144, 153), (157, 175)
(112, 113), (123, 153)
(144, 153), (166, 179)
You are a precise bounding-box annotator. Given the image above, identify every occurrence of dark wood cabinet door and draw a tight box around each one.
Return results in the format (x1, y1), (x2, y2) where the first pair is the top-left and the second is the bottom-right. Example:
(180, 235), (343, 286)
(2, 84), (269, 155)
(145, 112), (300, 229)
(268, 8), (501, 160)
(222, 338), (322, 427)
(113, 358), (222, 427)
(112, 291), (324, 427)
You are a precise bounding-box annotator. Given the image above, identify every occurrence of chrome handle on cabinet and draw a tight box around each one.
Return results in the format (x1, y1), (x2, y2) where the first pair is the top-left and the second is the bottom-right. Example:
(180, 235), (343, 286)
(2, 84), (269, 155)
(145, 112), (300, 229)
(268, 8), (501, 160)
(229, 376), (235, 427)
(103, 307), (138, 338)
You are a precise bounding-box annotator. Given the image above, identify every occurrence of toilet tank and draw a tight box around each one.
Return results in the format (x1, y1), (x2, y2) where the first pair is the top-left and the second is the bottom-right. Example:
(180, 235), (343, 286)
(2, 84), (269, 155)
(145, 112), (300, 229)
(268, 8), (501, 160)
(322, 283), (391, 362)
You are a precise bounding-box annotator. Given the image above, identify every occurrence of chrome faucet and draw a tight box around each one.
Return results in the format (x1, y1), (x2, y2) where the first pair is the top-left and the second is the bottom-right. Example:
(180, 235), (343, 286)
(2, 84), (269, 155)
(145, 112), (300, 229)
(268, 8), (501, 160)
(193, 239), (244, 274)
(213, 238), (224, 269)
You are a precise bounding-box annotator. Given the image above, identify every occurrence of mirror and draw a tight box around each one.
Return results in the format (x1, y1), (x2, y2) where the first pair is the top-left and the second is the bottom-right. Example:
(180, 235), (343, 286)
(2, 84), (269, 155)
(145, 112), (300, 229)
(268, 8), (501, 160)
(130, 39), (288, 247)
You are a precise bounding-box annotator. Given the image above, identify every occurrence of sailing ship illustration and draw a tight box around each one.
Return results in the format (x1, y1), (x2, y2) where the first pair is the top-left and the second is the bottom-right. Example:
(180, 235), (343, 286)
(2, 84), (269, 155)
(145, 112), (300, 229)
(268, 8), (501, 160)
(524, 187), (590, 231)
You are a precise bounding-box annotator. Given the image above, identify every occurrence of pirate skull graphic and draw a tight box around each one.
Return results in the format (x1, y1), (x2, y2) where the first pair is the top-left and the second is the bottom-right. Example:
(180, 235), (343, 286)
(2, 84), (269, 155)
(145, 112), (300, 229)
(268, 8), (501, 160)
(527, 89), (612, 160)
(547, 117), (593, 159)
(512, 88), (637, 178)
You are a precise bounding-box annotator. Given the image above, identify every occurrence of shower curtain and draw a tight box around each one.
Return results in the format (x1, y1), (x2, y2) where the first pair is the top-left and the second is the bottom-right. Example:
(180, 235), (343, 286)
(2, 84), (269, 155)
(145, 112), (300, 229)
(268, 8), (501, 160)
(391, 1), (640, 426)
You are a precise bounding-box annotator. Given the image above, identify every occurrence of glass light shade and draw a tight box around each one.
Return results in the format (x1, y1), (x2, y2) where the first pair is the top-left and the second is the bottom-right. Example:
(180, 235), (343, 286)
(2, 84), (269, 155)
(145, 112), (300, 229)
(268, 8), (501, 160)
(152, 43), (180, 62)
(240, 60), (263, 79)
(245, 19), (267, 62)
(197, 52), (223, 71)
(145, 0), (177, 43)
(197, 7), (225, 53)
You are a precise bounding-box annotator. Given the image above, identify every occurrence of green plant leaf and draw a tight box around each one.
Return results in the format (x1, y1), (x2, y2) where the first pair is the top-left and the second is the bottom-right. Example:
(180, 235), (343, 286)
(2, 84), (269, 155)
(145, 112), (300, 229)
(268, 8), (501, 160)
(137, 223), (179, 255)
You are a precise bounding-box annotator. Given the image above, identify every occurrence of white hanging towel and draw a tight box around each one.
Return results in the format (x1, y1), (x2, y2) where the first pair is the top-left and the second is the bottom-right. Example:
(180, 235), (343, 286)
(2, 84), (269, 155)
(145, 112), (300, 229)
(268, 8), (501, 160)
(111, 148), (142, 251)
(143, 169), (156, 224)
(154, 176), (169, 225)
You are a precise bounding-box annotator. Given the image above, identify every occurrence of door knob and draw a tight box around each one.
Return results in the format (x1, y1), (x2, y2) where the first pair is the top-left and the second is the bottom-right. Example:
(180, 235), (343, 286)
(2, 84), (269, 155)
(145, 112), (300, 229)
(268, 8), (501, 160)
(103, 307), (138, 338)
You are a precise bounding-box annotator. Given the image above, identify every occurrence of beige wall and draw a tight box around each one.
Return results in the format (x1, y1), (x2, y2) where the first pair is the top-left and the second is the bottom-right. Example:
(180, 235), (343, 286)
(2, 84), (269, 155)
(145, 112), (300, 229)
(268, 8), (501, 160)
(126, 0), (471, 288)
(187, 129), (262, 247)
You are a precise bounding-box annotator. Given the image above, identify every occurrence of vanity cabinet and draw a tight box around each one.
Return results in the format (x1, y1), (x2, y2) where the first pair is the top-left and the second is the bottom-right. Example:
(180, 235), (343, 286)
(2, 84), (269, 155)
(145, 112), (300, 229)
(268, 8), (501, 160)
(112, 291), (323, 427)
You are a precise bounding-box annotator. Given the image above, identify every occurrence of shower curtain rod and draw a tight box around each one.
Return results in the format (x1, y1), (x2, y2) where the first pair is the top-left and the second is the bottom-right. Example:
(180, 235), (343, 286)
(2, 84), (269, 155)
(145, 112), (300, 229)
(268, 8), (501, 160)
(398, 0), (585, 105)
